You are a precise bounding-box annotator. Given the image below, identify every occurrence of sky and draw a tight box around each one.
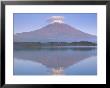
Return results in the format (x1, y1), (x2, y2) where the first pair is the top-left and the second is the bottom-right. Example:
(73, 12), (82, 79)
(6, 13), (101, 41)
(14, 13), (97, 35)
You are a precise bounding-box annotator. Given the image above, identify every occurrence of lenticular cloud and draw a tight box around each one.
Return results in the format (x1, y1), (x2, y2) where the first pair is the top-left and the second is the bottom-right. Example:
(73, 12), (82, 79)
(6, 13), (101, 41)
(47, 16), (64, 24)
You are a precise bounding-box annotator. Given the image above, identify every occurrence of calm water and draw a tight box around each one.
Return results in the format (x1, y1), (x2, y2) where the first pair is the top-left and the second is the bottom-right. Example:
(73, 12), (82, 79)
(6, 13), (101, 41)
(14, 46), (97, 75)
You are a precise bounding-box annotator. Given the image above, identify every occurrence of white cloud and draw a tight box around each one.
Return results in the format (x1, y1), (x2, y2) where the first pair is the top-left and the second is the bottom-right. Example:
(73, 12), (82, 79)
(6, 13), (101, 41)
(47, 16), (64, 24)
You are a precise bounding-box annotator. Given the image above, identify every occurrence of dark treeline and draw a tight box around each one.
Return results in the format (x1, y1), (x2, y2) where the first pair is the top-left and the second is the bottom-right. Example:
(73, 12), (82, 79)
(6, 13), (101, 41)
(14, 41), (97, 47)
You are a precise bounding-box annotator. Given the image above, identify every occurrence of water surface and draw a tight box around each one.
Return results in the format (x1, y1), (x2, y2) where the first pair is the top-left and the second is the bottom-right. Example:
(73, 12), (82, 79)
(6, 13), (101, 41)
(14, 46), (97, 75)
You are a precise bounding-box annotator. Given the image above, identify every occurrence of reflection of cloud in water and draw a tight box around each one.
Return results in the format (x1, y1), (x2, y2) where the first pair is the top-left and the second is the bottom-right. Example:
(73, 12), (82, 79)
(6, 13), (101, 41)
(14, 47), (96, 70)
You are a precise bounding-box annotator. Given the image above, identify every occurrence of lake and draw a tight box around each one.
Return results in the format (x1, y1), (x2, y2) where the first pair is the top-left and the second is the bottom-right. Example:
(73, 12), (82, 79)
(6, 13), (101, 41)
(14, 46), (97, 75)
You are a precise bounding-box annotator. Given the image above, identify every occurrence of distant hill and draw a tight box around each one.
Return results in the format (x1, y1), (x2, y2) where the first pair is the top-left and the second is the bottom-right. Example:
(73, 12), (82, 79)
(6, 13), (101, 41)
(14, 23), (96, 42)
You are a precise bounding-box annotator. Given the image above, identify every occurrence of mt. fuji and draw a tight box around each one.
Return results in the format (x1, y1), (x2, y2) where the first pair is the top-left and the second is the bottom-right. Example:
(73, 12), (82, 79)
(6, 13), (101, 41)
(14, 16), (96, 42)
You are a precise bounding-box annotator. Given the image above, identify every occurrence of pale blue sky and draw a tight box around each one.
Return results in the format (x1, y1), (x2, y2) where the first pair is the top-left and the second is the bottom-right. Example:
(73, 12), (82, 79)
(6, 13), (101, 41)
(14, 13), (97, 35)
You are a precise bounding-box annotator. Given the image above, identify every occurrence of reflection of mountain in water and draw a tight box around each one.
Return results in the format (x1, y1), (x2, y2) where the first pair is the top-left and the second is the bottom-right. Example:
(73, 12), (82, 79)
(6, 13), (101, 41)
(14, 47), (97, 70)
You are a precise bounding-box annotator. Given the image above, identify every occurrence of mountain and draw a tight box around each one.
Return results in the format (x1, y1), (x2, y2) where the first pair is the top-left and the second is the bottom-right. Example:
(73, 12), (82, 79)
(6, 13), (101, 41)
(14, 23), (96, 42)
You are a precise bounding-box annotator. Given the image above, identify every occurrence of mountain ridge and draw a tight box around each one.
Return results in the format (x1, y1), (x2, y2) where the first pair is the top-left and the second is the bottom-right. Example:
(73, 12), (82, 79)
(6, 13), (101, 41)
(14, 23), (96, 42)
